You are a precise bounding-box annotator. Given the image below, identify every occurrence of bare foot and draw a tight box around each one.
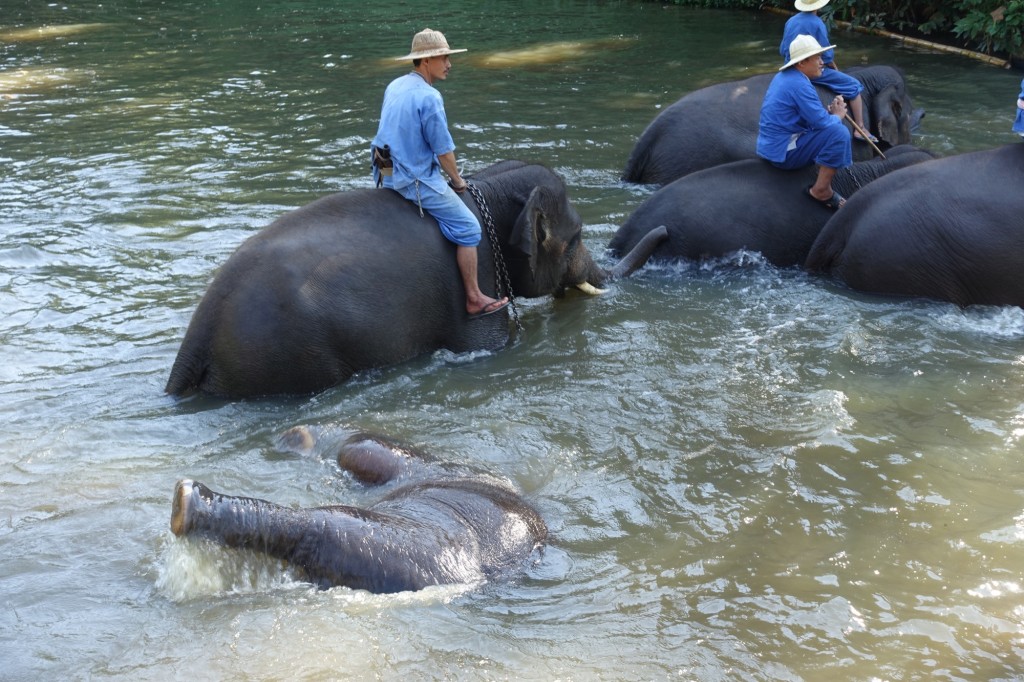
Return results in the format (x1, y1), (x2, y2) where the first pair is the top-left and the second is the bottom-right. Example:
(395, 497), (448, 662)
(170, 479), (195, 536)
(170, 479), (214, 536)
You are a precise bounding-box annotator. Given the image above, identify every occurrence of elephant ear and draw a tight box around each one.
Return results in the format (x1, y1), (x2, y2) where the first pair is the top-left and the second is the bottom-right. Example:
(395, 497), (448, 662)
(507, 185), (557, 276)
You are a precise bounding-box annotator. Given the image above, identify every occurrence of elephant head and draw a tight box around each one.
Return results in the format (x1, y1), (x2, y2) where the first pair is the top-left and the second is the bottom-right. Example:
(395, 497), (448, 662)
(505, 183), (591, 297)
(849, 66), (921, 147)
(484, 166), (667, 298)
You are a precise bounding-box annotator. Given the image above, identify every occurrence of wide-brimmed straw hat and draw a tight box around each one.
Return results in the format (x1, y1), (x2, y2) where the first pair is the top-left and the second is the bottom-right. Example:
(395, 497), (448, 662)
(780, 34), (835, 70)
(794, 0), (830, 11)
(394, 28), (467, 61)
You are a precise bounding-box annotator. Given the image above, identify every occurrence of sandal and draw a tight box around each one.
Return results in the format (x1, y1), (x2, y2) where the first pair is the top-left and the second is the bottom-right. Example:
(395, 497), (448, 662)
(805, 186), (846, 211)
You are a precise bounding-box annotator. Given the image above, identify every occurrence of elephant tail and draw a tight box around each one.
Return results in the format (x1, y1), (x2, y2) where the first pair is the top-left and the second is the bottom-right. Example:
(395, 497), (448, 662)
(622, 129), (658, 183)
(165, 338), (209, 397)
(804, 225), (848, 274)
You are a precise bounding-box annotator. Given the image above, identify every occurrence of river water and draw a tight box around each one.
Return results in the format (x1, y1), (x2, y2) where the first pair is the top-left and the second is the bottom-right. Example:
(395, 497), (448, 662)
(2, 1), (1023, 679)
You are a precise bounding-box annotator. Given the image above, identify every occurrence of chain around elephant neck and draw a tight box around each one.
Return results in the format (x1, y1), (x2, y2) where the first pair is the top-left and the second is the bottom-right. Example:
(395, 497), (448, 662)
(466, 180), (522, 335)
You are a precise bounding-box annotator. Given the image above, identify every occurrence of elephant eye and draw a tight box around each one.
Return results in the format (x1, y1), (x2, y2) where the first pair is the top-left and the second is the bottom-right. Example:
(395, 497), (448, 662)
(566, 230), (582, 253)
(892, 101), (903, 118)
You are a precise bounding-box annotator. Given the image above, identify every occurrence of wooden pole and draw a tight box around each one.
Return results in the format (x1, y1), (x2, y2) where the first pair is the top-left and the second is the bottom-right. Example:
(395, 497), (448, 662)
(845, 113), (887, 158)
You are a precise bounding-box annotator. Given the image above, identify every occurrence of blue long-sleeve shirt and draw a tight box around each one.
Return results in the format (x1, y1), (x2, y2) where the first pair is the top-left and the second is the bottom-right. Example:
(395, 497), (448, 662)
(757, 67), (845, 163)
(780, 12), (834, 65)
(1014, 78), (1024, 134)
(372, 72), (456, 193)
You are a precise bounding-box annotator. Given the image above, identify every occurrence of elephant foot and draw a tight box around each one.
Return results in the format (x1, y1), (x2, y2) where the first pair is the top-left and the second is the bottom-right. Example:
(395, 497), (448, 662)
(276, 425), (317, 453)
(171, 479), (213, 536)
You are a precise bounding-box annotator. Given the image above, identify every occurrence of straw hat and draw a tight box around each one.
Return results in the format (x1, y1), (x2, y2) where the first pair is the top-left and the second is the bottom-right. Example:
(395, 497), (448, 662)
(780, 34), (835, 70)
(794, 0), (830, 11)
(394, 28), (467, 61)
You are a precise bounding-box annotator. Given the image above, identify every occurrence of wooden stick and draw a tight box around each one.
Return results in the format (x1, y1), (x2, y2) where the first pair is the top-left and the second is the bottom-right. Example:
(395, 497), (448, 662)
(845, 113), (886, 159)
(762, 7), (1012, 69)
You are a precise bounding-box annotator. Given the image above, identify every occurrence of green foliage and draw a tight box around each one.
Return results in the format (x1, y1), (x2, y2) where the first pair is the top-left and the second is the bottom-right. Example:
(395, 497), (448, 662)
(654, 0), (1023, 59)
(951, 0), (1024, 55)
(826, 0), (1024, 57)
(657, 0), (765, 8)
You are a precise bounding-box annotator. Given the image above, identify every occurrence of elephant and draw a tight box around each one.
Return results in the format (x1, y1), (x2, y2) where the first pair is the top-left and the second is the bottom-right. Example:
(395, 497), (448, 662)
(165, 161), (668, 398)
(170, 428), (548, 594)
(622, 65), (923, 186)
(609, 145), (936, 268)
(804, 143), (1024, 308)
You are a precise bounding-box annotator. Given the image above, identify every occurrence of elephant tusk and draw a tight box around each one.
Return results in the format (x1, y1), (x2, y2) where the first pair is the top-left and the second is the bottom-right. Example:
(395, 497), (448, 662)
(576, 281), (607, 296)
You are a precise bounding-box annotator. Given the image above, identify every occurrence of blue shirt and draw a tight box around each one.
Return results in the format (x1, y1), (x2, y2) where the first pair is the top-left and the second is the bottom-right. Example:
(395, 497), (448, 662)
(757, 67), (845, 163)
(780, 12), (834, 65)
(372, 72), (456, 193)
(1014, 77), (1024, 134)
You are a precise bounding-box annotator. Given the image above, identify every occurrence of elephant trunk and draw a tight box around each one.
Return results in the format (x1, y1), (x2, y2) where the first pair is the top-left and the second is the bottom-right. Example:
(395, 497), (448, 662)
(562, 238), (610, 294)
(573, 225), (667, 294)
(565, 225), (667, 294)
(605, 225), (668, 281)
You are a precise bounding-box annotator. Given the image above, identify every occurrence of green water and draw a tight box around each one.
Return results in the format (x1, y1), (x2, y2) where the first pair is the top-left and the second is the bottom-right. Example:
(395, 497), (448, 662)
(2, 1), (1023, 679)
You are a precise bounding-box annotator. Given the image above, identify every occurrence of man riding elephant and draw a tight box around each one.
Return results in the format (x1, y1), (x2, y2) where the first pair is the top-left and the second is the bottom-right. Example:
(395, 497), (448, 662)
(372, 28), (508, 320)
(164, 159), (668, 398)
(609, 145), (934, 268)
(779, 0), (878, 145)
(757, 34), (853, 210)
(620, 65), (920, 186)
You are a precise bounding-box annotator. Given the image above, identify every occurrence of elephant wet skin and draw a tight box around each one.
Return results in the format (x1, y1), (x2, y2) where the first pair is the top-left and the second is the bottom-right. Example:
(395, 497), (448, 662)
(171, 430), (547, 594)
(165, 160), (667, 398)
(622, 65), (923, 186)
(805, 143), (1024, 308)
(609, 146), (936, 268)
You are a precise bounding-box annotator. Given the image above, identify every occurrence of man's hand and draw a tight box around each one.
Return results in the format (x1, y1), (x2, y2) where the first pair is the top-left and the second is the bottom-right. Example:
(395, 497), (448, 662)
(438, 150), (468, 192)
(827, 95), (847, 118)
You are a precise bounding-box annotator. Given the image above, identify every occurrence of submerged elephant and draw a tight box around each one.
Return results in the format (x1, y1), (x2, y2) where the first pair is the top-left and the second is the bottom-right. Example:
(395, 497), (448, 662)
(609, 146), (936, 268)
(171, 429), (547, 594)
(805, 143), (1024, 308)
(166, 161), (667, 398)
(622, 65), (922, 186)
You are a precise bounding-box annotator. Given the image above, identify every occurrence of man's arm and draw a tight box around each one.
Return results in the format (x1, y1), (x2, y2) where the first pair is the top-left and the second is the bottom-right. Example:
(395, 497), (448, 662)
(438, 151), (467, 192)
(796, 81), (845, 129)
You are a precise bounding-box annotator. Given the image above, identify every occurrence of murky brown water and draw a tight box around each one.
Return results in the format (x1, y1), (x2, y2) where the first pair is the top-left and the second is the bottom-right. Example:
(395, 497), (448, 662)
(2, 2), (1023, 679)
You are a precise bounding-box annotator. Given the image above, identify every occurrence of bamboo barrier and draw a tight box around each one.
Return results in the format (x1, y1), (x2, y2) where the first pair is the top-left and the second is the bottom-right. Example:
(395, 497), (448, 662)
(763, 7), (1012, 69)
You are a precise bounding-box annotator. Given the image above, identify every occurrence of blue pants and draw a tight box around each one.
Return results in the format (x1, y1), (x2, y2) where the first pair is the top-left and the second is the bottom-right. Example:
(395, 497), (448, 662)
(812, 68), (863, 100)
(772, 125), (852, 171)
(383, 177), (481, 247)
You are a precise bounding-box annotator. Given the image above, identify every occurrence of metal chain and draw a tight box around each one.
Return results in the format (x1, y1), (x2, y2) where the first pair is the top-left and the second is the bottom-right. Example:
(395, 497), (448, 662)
(466, 181), (523, 335)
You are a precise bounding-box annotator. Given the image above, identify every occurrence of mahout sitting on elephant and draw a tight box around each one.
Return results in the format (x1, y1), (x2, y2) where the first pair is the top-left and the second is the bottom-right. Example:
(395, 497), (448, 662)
(622, 65), (922, 186)
(170, 428), (547, 594)
(804, 143), (1024, 308)
(609, 145), (936, 268)
(165, 160), (667, 398)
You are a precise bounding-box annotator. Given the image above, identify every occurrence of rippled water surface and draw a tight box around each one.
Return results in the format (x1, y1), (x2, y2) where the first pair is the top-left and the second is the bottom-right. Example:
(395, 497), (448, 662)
(2, 1), (1023, 679)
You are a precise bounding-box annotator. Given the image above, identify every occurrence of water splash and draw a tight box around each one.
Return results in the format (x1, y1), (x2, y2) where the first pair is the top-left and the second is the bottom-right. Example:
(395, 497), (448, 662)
(155, 533), (476, 605)
(155, 535), (301, 602)
(932, 305), (1024, 338)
